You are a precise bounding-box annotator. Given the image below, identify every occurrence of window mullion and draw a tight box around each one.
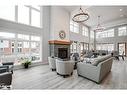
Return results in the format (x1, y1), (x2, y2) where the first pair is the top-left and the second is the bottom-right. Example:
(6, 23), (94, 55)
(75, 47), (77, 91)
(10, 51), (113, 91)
(29, 7), (32, 25)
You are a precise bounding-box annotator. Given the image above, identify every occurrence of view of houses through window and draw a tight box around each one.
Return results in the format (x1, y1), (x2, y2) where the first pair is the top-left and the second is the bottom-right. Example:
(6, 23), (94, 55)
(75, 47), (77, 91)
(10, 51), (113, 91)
(0, 31), (41, 65)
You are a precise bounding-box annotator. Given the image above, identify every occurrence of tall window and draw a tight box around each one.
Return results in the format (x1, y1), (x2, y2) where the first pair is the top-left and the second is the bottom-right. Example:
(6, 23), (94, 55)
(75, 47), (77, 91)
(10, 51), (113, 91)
(70, 21), (79, 33)
(80, 43), (84, 53)
(0, 6), (15, 21)
(31, 36), (40, 41)
(96, 29), (114, 38)
(31, 9), (41, 27)
(118, 26), (127, 36)
(82, 26), (89, 36)
(73, 42), (77, 53)
(31, 36), (41, 61)
(0, 6), (41, 28)
(18, 34), (29, 40)
(0, 31), (41, 65)
(96, 43), (114, 51)
(107, 29), (114, 37)
(84, 43), (89, 50)
(90, 31), (94, 39)
(18, 6), (29, 25)
(0, 32), (15, 39)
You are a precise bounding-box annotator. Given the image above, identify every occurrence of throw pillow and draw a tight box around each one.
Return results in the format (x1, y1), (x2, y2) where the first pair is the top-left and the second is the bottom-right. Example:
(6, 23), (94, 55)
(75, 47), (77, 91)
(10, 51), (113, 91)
(92, 59), (100, 66)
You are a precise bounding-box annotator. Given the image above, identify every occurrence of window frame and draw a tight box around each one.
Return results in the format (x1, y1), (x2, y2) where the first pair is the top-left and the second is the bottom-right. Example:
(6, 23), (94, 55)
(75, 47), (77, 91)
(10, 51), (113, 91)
(118, 26), (127, 36)
(70, 21), (79, 33)
(0, 5), (42, 28)
(96, 29), (114, 38)
(0, 31), (42, 65)
(82, 26), (89, 37)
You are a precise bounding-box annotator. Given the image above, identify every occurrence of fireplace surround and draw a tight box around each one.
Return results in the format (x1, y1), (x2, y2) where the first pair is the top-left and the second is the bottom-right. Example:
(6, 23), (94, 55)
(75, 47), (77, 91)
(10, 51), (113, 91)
(49, 40), (71, 60)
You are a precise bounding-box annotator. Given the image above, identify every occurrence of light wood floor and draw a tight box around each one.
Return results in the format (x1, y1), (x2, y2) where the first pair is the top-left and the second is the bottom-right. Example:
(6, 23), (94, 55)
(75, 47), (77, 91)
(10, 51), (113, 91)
(8, 57), (127, 89)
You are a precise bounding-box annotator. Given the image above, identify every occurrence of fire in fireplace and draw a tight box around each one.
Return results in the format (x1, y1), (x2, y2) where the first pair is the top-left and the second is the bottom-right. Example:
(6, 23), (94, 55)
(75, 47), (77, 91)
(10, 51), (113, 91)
(58, 48), (68, 59)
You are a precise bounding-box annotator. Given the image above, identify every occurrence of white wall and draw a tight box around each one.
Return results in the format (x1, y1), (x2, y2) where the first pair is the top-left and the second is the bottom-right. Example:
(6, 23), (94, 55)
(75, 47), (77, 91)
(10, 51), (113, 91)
(50, 6), (70, 40)
(42, 6), (50, 63)
(70, 32), (89, 43)
(49, 6), (91, 43)
(70, 11), (90, 44)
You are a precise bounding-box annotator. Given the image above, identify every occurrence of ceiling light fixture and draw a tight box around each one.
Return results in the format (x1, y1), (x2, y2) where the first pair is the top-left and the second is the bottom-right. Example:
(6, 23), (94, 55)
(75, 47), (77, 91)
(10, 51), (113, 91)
(72, 6), (89, 23)
(94, 16), (105, 32)
(120, 9), (123, 11)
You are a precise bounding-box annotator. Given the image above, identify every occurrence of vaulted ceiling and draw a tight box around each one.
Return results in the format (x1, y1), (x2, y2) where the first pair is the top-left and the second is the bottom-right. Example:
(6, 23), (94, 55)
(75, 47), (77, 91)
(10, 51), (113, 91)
(63, 6), (127, 28)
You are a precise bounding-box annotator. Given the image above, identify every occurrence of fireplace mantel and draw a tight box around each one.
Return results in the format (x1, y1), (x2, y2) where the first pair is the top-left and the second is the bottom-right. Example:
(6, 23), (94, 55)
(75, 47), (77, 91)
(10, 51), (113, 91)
(48, 40), (71, 45)
(49, 40), (71, 59)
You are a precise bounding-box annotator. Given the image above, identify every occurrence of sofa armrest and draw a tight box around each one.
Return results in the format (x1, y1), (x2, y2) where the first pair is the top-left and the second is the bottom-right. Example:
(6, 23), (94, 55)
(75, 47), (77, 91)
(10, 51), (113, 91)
(2, 62), (14, 66)
(77, 62), (101, 83)
(0, 66), (9, 72)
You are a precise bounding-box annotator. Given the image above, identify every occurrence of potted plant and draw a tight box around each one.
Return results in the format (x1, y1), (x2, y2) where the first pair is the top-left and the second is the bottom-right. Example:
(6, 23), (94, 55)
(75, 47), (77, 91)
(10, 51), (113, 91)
(21, 58), (32, 68)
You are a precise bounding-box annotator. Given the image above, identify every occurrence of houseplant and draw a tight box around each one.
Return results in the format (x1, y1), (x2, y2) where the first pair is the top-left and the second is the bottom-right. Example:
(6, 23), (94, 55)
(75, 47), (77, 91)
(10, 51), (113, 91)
(21, 58), (32, 68)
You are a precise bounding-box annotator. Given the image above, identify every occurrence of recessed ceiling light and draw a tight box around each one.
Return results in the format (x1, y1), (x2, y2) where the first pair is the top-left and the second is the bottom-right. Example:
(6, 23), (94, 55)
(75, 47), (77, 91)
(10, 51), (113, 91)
(120, 9), (123, 11)
(120, 15), (124, 17)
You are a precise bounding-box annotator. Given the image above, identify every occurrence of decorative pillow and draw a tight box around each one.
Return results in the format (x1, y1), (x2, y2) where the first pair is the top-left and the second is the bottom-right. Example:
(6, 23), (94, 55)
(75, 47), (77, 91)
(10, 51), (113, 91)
(92, 59), (100, 66)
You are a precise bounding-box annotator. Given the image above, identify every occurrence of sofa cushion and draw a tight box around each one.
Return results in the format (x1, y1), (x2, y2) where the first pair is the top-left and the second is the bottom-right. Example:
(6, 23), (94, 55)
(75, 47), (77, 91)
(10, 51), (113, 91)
(92, 59), (100, 66)
(92, 54), (111, 66)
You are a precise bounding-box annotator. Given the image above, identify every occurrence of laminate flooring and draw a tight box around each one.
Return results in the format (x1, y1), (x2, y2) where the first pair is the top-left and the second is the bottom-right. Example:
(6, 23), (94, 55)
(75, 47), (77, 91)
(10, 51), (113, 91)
(3, 58), (127, 89)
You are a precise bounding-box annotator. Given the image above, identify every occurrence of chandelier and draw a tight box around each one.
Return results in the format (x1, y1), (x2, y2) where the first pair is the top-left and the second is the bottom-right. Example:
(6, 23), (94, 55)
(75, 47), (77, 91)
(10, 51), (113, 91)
(72, 6), (89, 23)
(94, 16), (104, 32)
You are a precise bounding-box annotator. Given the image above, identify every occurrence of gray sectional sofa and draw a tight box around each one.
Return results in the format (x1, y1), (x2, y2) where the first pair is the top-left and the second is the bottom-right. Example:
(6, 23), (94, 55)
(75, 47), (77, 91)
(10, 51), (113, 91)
(77, 54), (113, 83)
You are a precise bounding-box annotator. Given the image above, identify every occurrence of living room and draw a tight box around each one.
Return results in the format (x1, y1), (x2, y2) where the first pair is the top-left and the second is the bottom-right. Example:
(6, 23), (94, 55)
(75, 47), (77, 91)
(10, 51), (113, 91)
(0, 4), (127, 92)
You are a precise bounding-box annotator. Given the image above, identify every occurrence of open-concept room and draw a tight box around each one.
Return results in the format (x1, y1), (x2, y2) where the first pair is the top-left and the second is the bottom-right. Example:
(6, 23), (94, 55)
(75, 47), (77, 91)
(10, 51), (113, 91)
(0, 6), (127, 89)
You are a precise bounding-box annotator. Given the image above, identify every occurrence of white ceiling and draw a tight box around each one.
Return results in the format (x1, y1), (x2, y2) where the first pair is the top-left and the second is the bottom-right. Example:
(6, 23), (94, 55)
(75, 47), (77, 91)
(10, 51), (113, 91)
(63, 6), (127, 28)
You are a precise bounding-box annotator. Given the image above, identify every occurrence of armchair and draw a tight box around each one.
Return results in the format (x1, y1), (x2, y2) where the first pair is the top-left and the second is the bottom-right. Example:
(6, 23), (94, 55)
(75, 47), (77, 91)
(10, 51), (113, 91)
(2, 62), (14, 74)
(48, 57), (56, 71)
(0, 72), (12, 89)
(56, 59), (74, 78)
(0, 65), (9, 73)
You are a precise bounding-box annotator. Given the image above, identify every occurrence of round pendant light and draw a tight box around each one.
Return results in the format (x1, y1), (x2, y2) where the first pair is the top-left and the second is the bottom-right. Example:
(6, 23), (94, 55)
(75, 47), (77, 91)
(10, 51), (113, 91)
(94, 16), (105, 32)
(72, 6), (89, 23)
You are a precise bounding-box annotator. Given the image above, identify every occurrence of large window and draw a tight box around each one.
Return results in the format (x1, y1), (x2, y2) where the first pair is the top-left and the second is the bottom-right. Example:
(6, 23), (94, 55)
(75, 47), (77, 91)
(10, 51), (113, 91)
(0, 32), (15, 39)
(31, 9), (41, 27)
(96, 29), (114, 38)
(70, 41), (78, 53)
(0, 6), (41, 28)
(96, 43), (114, 51)
(82, 26), (89, 37)
(0, 6), (15, 21)
(80, 42), (89, 53)
(0, 40), (15, 63)
(118, 26), (127, 36)
(18, 6), (29, 25)
(31, 36), (40, 41)
(0, 31), (41, 65)
(70, 21), (79, 33)
(18, 34), (29, 40)
(90, 31), (94, 39)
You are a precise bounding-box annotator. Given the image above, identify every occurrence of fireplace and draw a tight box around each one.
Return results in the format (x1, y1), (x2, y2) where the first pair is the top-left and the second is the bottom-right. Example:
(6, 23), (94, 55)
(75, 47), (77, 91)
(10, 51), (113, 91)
(58, 48), (68, 59)
(49, 40), (71, 60)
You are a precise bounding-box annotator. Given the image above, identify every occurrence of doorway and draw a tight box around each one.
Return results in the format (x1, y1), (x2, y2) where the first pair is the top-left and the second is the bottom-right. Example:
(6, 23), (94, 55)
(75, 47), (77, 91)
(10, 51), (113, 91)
(118, 43), (126, 56)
